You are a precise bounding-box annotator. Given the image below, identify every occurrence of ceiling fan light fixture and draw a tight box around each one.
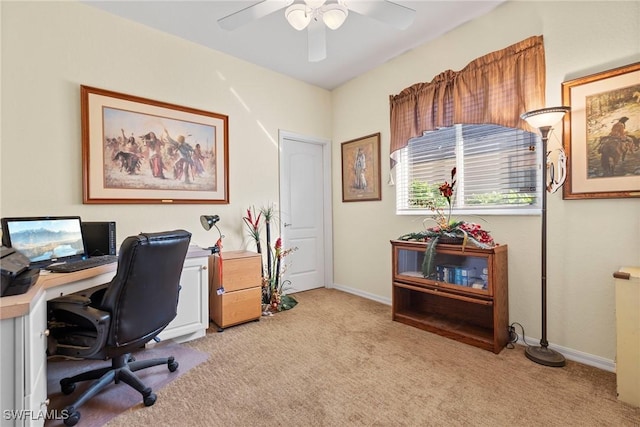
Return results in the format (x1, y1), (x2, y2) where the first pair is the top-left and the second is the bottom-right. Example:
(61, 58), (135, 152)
(322, 4), (348, 30)
(285, 4), (311, 31)
(304, 0), (327, 8)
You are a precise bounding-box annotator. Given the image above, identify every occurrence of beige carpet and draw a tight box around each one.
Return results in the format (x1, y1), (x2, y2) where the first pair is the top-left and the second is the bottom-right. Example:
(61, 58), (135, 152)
(105, 288), (640, 426)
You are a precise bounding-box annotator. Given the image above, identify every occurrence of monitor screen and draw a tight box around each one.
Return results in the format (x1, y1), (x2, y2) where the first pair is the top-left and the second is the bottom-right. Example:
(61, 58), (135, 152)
(1, 216), (87, 266)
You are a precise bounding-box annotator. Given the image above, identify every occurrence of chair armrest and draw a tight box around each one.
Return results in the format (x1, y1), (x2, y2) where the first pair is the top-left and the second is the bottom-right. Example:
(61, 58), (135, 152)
(49, 300), (110, 323)
(50, 294), (92, 306)
(50, 282), (109, 309)
(48, 301), (111, 359)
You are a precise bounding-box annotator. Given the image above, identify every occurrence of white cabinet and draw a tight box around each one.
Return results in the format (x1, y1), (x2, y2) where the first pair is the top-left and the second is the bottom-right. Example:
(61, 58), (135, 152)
(24, 293), (49, 426)
(1, 311), (19, 427)
(614, 266), (640, 408)
(0, 291), (48, 427)
(155, 256), (209, 344)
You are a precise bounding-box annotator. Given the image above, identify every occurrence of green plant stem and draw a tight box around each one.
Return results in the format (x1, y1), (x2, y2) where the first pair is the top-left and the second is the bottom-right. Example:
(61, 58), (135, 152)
(266, 221), (272, 280)
(422, 235), (440, 278)
(274, 255), (281, 298)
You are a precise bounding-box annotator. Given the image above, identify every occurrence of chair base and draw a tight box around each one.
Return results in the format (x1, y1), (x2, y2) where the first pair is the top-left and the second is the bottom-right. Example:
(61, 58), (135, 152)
(60, 353), (178, 426)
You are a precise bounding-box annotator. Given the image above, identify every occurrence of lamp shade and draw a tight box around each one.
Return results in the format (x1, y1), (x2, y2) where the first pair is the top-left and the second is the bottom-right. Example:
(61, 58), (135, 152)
(286, 4), (311, 30)
(200, 215), (220, 231)
(323, 4), (348, 30)
(520, 106), (570, 129)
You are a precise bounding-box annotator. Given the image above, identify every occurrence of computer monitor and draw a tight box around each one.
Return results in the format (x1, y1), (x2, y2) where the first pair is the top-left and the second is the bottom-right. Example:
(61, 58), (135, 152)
(1, 216), (88, 267)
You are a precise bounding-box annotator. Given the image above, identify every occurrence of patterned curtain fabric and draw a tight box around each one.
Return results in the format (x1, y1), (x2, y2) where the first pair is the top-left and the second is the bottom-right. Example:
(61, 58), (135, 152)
(389, 35), (546, 165)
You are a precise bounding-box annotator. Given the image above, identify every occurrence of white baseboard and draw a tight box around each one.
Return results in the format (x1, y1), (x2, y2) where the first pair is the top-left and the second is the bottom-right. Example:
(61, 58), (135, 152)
(519, 337), (616, 372)
(330, 282), (616, 373)
(331, 283), (392, 305)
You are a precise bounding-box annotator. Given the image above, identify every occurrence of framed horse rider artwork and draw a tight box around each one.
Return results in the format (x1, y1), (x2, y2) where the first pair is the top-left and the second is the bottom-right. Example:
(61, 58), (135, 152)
(562, 62), (640, 199)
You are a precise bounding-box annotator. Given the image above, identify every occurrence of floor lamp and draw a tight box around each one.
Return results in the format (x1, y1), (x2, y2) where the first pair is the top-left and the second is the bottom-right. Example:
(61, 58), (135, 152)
(520, 106), (570, 367)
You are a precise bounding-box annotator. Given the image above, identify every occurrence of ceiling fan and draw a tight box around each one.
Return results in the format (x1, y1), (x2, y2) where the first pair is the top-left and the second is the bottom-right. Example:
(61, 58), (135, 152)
(218, 0), (416, 62)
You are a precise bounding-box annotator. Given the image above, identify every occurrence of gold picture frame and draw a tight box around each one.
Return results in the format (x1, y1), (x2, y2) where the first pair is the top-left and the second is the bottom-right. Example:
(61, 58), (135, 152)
(341, 133), (381, 202)
(562, 62), (640, 199)
(81, 85), (229, 204)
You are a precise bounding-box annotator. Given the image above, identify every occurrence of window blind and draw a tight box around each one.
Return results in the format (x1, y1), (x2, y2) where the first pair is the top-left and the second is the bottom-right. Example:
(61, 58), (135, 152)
(396, 124), (542, 215)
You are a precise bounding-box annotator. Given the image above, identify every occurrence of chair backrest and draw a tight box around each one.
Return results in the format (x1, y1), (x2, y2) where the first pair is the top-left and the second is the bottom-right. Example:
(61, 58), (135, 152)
(99, 230), (191, 349)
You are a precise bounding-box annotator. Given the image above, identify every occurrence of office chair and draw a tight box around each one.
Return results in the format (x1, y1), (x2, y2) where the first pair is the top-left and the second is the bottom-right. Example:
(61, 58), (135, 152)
(47, 230), (192, 427)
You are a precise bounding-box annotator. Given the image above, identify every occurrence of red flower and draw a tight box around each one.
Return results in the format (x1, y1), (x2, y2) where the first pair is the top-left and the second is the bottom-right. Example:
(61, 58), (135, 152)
(274, 237), (282, 258)
(244, 207), (261, 233)
(438, 167), (457, 205)
(458, 222), (494, 245)
(439, 182), (453, 199)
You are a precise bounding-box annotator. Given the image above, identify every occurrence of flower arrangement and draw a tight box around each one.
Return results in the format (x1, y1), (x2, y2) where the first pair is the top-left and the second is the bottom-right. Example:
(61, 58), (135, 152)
(398, 167), (496, 278)
(243, 205), (298, 313)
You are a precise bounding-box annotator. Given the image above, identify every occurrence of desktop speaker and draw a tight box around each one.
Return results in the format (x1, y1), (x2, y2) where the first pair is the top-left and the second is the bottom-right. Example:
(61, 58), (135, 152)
(81, 221), (116, 256)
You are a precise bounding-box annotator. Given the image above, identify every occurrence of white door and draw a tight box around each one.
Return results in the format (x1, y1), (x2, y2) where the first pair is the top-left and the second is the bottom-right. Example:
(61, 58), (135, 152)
(279, 131), (332, 293)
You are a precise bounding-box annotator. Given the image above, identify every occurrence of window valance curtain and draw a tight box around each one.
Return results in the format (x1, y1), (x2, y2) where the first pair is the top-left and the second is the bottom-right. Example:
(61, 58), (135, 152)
(389, 35), (546, 164)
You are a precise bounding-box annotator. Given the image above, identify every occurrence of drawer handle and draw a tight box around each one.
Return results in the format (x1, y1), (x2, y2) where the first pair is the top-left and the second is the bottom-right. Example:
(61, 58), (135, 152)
(41, 329), (50, 337)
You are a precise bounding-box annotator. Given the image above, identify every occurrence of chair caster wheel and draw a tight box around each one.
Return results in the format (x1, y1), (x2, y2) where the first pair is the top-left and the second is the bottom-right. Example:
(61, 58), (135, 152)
(168, 358), (179, 372)
(144, 393), (157, 407)
(61, 381), (76, 395)
(63, 410), (80, 426)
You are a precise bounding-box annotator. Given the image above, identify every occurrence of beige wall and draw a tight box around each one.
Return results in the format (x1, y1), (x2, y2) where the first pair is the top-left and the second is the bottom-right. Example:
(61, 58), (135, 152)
(331, 1), (640, 365)
(2, 1), (639, 366)
(0, 1), (331, 251)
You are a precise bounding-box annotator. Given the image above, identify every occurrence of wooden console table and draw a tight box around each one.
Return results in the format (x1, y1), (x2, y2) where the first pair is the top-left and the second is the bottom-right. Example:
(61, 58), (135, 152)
(391, 240), (509, 353)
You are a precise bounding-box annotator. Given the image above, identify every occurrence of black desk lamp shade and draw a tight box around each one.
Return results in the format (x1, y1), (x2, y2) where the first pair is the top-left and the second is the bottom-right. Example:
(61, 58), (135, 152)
(200, 215), (222, 254)
(200, 215), (219, 231)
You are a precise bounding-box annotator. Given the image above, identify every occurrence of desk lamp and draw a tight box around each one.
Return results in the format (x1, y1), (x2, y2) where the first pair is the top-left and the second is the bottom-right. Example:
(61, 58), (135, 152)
(520, 106), (570, 367)
(200, 215), (222, 254)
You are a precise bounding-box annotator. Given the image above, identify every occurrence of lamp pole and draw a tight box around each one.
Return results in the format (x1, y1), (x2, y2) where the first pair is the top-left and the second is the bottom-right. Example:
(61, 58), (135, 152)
(524, 126), (566, 367)
(520, 107), (570, 367)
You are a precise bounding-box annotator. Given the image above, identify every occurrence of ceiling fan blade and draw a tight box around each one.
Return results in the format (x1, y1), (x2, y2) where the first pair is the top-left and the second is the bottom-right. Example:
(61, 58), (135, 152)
(347, 0), (416, 30)
(218, 0), (294, 31)
(307, 19), (327, 62)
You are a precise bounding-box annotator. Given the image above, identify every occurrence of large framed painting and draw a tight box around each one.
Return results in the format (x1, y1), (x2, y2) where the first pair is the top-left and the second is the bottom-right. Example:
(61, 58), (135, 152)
(81, 85), (229, 204)
(341, 133), (382, 202)
(561, 62), (640, 199)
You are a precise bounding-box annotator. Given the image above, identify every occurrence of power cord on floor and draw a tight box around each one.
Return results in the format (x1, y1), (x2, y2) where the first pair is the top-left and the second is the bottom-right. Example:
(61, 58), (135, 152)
(506, 322), (532, 349)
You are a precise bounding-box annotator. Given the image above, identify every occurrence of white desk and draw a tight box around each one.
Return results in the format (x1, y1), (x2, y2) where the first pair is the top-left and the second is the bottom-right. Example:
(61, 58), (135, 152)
(0, 247), (210, 427)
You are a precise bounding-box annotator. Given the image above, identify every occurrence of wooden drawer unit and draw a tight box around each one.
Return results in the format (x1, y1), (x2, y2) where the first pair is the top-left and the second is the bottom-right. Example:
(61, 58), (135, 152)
(209, 250), (262, 330)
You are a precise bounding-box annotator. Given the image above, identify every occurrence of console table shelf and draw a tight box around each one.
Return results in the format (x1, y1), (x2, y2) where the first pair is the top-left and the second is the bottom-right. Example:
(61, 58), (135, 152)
(391, 240), (509, 354)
